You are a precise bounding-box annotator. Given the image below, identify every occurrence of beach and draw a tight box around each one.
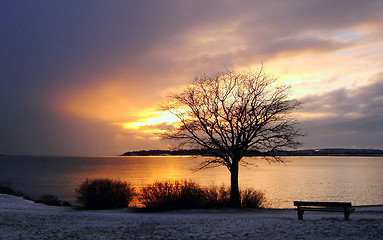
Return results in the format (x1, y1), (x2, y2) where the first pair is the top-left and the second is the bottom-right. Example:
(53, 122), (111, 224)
(1, 194), (383, 239)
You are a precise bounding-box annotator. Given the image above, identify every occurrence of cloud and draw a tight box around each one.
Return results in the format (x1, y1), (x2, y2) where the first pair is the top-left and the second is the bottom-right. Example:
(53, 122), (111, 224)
(137, 0), (383, 81)
(1, 1), (383, 154)
(297, 73), (383, 148)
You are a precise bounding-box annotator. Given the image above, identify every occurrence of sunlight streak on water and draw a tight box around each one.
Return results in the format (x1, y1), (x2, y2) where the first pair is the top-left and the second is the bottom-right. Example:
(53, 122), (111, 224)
(0, 156), (382, 208)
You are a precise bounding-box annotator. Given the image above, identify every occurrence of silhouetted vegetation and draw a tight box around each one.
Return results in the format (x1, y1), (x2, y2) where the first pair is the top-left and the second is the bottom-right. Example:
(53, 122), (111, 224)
(139, 180), (266, 210)
(122, 148), (383, 157)
(0, 181), (18, 195)
(282, 148), (383, 156)
(122, 149), (212, 156)
(76, 179), (135, 209)
(160, 68), (302, 207)
(203, 185), (267, 209)
(35, 194), (63, 206)
(203, 185), (231, 208)
(139, 180), (206, 210)
(240, 188), (267, 208)
(0, 181), (31, 200)
(2, 179), (266, 210)
(0, 181), (70, 206)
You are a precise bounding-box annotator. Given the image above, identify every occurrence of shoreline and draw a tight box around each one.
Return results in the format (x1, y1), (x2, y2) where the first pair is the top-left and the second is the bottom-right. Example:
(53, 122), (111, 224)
(1, 194), (383, 239)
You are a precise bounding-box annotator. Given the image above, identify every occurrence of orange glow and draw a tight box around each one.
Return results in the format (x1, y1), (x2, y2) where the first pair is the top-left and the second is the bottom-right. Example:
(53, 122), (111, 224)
(53, 21), (383, 140)
(140, 156), (190, 183)
(118, 111), (178, 129)
(115, 111), (179, 135)
(55, 81), (140, 121)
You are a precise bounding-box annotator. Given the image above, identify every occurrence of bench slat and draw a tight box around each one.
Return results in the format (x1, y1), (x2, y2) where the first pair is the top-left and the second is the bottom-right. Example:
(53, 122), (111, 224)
(294, 201), (352, 207)
(299, 207), (355, 212)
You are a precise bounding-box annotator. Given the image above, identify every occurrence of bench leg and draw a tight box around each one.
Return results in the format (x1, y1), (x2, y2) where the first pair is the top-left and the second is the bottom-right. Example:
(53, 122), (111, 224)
(344, 212), (350, 220)
(298, 210), (304, 220)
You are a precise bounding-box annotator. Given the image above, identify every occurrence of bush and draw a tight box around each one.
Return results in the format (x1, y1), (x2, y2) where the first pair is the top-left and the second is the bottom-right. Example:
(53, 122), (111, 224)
(240, 188), (267, 208)
(139, 180), (205, 210)
(76, 179), (135, 209)
(138, 180), (267, 210)
(203, 185), (266, 208)
(35, 194), (62, 206)
(203, 185), (231, 208)
(62, 201), (72, 207)
(0, 181), (15, 195)
(0, 181), (29, 198)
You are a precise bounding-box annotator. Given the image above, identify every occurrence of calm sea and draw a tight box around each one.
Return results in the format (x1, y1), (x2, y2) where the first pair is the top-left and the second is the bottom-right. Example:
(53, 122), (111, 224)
(0, 156), (382, 208)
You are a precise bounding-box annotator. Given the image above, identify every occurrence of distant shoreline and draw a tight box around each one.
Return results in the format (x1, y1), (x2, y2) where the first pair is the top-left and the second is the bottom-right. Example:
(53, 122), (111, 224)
(2, 148), (383, 157)
(121, 148), (383, 157)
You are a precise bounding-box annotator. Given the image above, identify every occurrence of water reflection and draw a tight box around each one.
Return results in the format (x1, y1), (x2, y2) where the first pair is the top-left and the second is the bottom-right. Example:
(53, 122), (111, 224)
(0, 156), (382, 208)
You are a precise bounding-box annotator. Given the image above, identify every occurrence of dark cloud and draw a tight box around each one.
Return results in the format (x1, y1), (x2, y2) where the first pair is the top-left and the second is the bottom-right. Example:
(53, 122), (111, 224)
(237, 0), (383, 63)
(143, 0), (383, 73)
(298, 74), (383, 149)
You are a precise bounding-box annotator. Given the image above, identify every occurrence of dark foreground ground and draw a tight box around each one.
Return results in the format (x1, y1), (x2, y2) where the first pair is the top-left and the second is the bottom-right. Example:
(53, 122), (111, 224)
(1, 194), (383, 239)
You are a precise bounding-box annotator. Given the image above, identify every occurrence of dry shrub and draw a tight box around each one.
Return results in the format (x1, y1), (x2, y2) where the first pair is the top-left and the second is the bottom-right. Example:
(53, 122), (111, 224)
(240, 188), (267, 208)
(203, 185), (231, 208)
(139, 180), (267, 210)
(0, 181), (31, 199)
(35, 194), (62, 206)
(76, 179), (135, 209)
(204, 185), (266, 208)
(0, 181), (17, 195)
(139, 180), (205, 210)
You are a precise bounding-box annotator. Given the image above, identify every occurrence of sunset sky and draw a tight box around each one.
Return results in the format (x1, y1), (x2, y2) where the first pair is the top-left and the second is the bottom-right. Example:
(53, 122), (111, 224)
(1, 0), (383, 155)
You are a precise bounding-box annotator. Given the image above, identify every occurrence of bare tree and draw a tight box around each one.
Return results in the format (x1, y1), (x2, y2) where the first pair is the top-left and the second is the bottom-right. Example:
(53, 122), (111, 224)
(161, 67), (302, 207)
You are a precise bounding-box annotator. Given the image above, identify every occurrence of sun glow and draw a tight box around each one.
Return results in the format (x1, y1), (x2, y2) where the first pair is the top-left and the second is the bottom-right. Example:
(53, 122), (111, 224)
(117, 111), (179, 131)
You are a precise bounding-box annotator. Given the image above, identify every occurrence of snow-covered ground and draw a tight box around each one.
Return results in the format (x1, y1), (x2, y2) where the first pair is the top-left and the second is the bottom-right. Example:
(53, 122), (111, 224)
(1, 194), (383, 239)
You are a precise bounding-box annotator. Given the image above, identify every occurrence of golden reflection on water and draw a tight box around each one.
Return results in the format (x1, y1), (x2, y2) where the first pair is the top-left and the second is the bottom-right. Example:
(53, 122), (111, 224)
(1, 156), (382, 208)
(64, 156), (383, 208)
(129, 156), (193, 184)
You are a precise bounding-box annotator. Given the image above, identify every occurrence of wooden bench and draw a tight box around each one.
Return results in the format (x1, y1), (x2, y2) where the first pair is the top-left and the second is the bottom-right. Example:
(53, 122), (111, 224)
(293, 201), (355, 220)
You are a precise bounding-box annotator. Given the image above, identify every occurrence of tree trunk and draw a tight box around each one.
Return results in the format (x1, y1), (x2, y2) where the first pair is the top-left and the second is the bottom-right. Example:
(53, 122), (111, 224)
(230, 161), (241, 208)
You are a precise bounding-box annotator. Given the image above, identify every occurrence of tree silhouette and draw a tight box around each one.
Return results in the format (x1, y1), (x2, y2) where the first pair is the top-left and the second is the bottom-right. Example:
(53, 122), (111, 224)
(161, 67), (302, 207)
